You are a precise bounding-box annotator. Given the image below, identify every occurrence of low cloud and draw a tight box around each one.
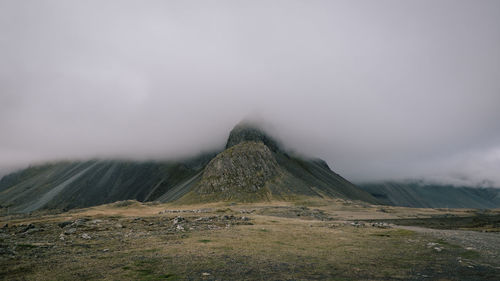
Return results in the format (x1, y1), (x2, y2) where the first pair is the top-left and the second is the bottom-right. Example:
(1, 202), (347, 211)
(1, 1), (500, 187)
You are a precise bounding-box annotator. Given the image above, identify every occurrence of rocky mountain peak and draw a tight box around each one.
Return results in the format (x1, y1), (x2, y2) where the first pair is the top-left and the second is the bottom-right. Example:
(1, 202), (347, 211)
(196, 142), (281, 198)
(225, 122), (280, 152)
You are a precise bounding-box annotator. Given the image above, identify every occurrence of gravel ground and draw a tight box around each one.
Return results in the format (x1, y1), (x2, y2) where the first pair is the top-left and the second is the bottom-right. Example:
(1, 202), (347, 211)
(396, 225), (500, 264)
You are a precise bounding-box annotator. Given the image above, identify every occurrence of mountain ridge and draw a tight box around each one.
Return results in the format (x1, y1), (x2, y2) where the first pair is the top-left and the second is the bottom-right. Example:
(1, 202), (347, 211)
(359, 181), (500, 208)
(0, 122), (378, 212)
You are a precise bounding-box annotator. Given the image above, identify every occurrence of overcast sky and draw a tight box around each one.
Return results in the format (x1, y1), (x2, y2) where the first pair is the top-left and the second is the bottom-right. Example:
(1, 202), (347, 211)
(1, 0), (499, 187)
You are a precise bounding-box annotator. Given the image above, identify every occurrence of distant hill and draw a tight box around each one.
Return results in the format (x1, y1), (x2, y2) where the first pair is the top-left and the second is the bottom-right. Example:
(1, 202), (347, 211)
(0, 122), (378, 213)
(359, 181), (500, 209)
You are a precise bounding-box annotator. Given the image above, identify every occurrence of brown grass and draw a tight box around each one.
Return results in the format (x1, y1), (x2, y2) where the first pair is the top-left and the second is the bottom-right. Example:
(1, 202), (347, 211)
(2, 200), (499, 280)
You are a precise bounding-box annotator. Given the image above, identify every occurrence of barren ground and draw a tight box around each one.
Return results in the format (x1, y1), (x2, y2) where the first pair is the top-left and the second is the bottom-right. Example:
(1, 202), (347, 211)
(1, 199), (499, 280)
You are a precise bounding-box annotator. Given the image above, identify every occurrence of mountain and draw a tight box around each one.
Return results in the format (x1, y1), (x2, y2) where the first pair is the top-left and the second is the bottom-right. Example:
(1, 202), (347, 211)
(359, 181), (500, 209)
(0, 122), (378, 213)
(0, 154), (214, 213)
(179, 122), (378, 203)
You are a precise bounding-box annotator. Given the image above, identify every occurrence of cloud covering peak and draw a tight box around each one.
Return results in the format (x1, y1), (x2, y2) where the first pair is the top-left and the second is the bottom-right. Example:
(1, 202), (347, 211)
(1, 0), (500, 186)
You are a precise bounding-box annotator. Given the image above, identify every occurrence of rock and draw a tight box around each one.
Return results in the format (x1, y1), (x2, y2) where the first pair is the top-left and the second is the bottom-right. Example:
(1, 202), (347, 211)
(64, 228), (77, 235)
(24, 228), (40, 234)
(81, 233), (91, 240)
(23, 223), (35, 232)
(176, 225), (185, 231)
(202, 272), (211, 276)
(72, 219), (88, 227)
(20, 223), (35, 233)
(370, 222), (391, 228)
(115, 223), (124, 228)
(173, 216), (185, 225)
(59, 234), (65, 241)
(195, 208), (211, 213)
(102, 249), (109, 252)
(0, 246), (16, 256)
(427, 242), (438, 248)
(58, 221), (73, 228)
(90, 219), (103, 224)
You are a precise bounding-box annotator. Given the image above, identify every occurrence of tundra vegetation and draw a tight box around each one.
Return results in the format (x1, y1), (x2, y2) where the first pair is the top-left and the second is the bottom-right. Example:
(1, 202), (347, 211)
(1, 199), (499, 280)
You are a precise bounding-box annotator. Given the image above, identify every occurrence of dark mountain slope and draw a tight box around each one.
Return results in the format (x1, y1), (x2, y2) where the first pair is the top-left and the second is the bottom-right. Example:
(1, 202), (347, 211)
(360, 181), (500, 208)
(0, 154), (214, 213)
(274, 153), (378, 202)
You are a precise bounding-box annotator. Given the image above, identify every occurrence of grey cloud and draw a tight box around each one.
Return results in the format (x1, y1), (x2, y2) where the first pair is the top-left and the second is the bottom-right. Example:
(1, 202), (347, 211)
(1, 0), (500, 186)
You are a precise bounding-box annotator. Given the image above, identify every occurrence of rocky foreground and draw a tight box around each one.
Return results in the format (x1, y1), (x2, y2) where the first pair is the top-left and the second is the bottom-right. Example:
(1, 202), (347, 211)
(1, 200), (500, 280)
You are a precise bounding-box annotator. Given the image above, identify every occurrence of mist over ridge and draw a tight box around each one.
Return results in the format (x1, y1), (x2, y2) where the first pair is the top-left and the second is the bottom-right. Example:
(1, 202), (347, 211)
(1, 1), (500, 187)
